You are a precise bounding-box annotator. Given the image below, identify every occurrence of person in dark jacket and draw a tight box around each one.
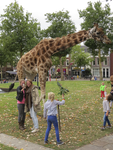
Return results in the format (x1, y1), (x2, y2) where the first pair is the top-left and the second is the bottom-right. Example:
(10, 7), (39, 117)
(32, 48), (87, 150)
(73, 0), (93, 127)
(16, 79), (26, 130)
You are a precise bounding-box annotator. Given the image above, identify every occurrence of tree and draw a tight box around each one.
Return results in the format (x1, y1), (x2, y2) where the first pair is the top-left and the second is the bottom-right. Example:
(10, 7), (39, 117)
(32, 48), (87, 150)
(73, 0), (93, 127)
(43, 10), (76, 80)
(71, 45), (93, 78)
(78, 1), (112, 80)
(0, 1), (42, 58)
(0, 43), (14, 81)
(51, 56), (66, 75)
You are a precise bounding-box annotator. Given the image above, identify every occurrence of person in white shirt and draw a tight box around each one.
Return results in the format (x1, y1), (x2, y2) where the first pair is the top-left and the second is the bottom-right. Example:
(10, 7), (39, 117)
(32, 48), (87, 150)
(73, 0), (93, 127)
(101, 94), (111, 130)
(44, 92), (65, 145)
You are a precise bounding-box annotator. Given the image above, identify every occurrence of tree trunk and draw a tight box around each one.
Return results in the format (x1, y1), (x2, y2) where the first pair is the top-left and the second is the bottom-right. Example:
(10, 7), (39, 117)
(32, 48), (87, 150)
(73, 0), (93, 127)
(98, 49), (103, 80)
(59, 57), (64, 81)
(80, 67), (82, 78)
(0, 64), (3, 81)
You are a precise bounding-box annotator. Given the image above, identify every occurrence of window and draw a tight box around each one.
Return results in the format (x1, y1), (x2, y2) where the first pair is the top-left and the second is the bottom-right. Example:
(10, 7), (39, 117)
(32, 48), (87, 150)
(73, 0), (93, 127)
(93, 68), (99, 77)
(66, 59), (69, 66)
(104, 58), (107, 65)
(97, 58), (99, 65)
(93, 60), (95, 65)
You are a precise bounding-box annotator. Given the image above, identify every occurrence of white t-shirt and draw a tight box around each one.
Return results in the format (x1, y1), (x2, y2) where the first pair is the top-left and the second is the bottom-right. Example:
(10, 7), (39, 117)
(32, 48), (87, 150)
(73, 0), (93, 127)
(103, 100), (110, 112)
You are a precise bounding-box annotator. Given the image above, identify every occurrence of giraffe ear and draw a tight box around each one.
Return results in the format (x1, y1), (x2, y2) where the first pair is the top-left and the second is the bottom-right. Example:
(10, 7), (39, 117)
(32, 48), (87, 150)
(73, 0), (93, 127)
(94, 23), (98, 29)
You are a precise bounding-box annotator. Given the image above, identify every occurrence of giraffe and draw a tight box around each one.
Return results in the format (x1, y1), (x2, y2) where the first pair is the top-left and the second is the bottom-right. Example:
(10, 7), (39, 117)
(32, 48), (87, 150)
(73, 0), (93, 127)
(16, 23), (111, 105)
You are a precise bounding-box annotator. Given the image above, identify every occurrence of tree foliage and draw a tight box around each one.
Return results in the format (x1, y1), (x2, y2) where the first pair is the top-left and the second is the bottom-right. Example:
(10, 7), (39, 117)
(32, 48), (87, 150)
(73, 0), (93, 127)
(78, 1), (112, 80)
(71, 45), (93, 67)
(43, 10), (76, 57)
(0, 1), (42, 58)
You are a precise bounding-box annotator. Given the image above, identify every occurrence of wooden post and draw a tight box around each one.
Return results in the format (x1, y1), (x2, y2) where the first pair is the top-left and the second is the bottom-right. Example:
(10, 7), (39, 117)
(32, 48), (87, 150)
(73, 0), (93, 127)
(58, 105), (61, 132)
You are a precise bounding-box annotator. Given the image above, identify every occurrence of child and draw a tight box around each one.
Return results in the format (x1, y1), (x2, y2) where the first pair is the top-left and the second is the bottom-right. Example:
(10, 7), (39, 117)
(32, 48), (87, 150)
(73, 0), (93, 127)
(100, 82), (105, 99)
(101, 94), (111, 130)
(110, 87), (113, 108)
(44, 92), (65, 145)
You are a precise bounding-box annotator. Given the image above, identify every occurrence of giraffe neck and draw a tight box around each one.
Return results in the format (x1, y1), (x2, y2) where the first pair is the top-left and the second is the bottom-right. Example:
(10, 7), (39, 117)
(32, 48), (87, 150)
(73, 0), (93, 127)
(48, 29), (90, 56)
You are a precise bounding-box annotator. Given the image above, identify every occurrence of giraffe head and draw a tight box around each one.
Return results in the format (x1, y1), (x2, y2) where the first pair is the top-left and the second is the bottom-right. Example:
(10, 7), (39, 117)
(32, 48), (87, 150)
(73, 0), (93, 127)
(88, 23), (111, 44)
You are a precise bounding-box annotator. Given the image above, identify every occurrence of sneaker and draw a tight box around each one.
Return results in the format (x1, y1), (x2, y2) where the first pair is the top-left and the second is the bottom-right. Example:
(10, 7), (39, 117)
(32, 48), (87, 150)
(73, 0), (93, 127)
(31, 128), (39, 133)
(106, 126), (112, 129)
(31, 126), (35, 130)
(57, 140), (64, 145)
(100, 127), (105, 130)
(44, 140), (48, 144)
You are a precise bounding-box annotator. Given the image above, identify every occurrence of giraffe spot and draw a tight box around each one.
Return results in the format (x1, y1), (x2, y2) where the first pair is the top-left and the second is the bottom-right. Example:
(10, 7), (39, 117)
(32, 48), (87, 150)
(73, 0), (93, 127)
(56, 40), (61, 46)
(26, 57), (28, 59)
(45, 53), (50, 58)
(34, 58), (37, 64)
(27, 64), (30, 67)
(44, 40), (49, 45)
(72, 35), (76, 39)
(40, 68), (43, 71)
(68, 42), (73, 47)
(31, 62), (34, 66)
(48, 51), (53, 55)
(37, 50), (41, 56)
(41, 47), (46, 54)
(25, 61), (29, 64)
(30, 58), (32, 61)
(79, 37), (82, 42)
(74, 39), (79, 44)
(49, 42), (54, 47)
(67, 38), (71, 43)
(32, 52), (35, 55)
(40, 65), (43, 68)
(44, 69), (47, 73)
(78, 33), (82, 36)
(46, 45), (49, 50)
(84, 37), (86, 40)
(41, 56), (46, 63)
(30, 67), (33, 69)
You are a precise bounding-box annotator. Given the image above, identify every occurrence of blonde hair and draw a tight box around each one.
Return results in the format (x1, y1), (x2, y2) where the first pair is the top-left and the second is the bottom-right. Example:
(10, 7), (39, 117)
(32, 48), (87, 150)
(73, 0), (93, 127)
(27, 79), (32, 85)
(19, 79), (25, 85)
(48, 92), (55, 102)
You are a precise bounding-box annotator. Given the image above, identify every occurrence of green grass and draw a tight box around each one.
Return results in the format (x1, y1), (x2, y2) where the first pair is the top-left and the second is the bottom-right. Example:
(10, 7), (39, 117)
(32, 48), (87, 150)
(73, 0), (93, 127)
(0, 143), (18, 150)
(0, 80), (113, 150)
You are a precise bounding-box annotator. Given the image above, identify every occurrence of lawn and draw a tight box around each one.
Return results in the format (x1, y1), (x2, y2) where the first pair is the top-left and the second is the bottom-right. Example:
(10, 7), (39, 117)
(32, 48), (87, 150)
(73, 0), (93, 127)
(0, 143), (18, 150)
(0, 80), (113, 150)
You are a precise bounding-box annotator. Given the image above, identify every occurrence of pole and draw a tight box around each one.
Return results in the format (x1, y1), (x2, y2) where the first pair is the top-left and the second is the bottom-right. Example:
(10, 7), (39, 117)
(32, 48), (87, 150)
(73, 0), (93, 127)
(58, 105), (61, 132)
(49, 68), (51, 81)
(37, 73), (39, 87)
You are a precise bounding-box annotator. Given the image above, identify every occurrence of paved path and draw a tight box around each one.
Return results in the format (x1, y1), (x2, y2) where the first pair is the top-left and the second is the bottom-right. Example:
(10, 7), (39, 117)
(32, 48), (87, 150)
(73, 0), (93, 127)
(1, 133), (113, 150)
(76, 134), (113, 150)
(0, 133), (53, 150)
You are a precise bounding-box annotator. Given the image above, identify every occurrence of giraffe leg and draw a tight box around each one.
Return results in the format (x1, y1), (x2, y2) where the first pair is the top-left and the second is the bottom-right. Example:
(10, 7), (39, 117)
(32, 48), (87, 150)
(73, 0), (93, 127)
(39, 72), (47, 106)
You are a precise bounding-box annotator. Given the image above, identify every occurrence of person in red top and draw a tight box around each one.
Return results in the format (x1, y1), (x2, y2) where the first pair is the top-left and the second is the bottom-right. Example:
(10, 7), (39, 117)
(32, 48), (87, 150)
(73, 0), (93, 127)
(16, 79), (26, 130)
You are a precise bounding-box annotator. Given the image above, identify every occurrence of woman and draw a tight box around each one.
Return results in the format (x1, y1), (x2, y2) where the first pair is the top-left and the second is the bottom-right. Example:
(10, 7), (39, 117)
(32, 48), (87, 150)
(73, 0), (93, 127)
(44, 92), (65, 145)
(16, 79), (26, 130)
(25, 79), (41, 133)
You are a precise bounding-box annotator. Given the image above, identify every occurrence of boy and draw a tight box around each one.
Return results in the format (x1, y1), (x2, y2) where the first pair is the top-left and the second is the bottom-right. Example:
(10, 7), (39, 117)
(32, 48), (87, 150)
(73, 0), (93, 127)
(101, 94), (111, 130)
(100, 82), (105, 99)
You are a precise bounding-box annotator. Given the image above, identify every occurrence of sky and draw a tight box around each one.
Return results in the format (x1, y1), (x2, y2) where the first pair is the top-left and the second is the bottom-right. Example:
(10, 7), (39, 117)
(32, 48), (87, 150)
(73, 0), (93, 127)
(0, 0), (113, 32)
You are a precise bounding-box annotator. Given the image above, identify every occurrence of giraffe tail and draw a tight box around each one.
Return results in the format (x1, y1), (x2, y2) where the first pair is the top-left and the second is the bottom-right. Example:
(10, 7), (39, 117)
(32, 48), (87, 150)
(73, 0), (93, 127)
(8, 74), (18, 92)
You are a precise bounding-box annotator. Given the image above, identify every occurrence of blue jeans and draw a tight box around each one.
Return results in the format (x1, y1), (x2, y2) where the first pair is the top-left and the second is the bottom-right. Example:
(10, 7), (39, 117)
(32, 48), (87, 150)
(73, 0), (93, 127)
(30, 105), (38, 129)
(103, 112), (111, 127)
(45, 116), (60, 142)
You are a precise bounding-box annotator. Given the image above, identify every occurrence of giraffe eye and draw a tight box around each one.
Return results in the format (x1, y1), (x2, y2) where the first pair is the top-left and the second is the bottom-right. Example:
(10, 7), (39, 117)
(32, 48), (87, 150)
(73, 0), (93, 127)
(97, 32), (100, 34)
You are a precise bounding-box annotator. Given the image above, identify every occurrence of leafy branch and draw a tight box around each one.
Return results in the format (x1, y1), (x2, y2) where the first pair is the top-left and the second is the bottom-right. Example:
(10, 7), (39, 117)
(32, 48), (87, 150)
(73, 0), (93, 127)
(57, 82), (69, 95)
